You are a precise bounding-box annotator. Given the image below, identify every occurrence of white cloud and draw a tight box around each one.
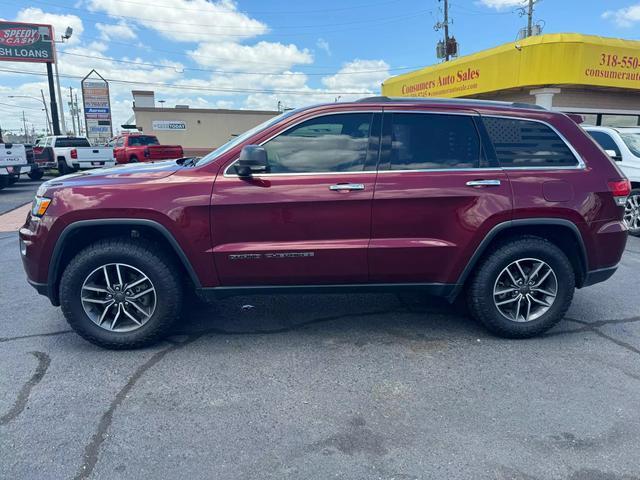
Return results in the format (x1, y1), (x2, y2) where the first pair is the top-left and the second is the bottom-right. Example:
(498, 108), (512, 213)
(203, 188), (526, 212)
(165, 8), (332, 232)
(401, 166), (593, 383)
(477, 0), (527, 9)
(188, 41), (313, 73)
(322, 59), (390, 92)
(15, 7), (84, 45)
(602, 3), (640, 27)
(85, 0), (267, 43)
(316, 38), (331, 56)
(96, 22), (137, 41)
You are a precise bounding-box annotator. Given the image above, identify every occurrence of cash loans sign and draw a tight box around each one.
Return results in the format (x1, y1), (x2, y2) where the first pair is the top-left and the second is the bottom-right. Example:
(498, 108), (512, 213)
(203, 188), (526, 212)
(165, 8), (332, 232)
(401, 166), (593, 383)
(0, 21), (54, 63)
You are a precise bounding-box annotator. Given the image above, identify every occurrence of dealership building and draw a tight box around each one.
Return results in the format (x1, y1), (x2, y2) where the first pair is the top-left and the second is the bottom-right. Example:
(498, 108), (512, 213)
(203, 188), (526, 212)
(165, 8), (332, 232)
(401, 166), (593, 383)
(382, 33), (640, 127)
(130, 91), (279, 156)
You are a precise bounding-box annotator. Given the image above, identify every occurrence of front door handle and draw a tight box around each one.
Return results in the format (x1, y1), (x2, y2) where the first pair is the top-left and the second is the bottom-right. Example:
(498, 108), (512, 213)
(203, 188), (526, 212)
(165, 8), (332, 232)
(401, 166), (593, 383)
(329, 183), (365, 191)
(466, 179), (501, 187)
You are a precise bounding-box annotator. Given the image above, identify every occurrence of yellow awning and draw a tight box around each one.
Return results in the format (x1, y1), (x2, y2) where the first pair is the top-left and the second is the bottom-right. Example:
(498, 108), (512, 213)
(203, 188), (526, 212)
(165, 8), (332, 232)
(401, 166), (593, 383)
(382, 33), (640, 98)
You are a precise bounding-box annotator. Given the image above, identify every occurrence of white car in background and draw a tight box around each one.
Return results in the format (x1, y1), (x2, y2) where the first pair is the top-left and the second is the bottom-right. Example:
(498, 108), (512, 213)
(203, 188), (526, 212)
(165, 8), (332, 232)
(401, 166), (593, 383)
(584, 126), (640, 236)
(36, 136), (115, 175)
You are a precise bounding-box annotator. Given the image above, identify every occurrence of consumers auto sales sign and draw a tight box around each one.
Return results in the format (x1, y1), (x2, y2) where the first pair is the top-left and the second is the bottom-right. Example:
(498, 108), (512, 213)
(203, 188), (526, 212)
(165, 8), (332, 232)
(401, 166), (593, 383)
(0, 22), (54, 63)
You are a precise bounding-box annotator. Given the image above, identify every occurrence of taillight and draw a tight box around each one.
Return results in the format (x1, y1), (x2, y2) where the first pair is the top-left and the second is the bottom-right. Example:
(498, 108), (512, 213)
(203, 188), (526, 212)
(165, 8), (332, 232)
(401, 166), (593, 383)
(608, 179), (631, 206)
(70, 148), (77, 159)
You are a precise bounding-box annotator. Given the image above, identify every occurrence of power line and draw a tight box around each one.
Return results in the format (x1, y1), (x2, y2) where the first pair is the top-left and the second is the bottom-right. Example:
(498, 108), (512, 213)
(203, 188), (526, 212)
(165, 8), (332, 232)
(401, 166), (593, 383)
(58, 51), (415, 76)
(0, 66), (375, 95)
(22, 0), (429, 32)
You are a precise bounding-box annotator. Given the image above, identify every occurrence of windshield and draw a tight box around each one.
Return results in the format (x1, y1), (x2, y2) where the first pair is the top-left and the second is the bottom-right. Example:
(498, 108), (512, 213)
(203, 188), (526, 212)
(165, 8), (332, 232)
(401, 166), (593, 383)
(128, 135), (160, 146)
(195, 110), (297, 166)
(620, 132), (640, 157)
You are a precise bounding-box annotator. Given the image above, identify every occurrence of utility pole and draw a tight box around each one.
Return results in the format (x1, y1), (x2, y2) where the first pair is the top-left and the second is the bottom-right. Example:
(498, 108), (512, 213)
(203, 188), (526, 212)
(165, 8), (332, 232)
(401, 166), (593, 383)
(75, 92), (82, 136)
(69, 86), (77, 136)
(443, 0), (450, 61)
(22, 111), (28, 143)
(40, 89), (52, 135)
(527, 0), (534, 37)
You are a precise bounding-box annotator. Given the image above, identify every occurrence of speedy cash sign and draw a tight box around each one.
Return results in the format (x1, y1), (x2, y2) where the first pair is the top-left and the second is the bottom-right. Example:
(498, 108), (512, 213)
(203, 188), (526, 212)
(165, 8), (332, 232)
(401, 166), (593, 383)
(0, 21), (54, 63)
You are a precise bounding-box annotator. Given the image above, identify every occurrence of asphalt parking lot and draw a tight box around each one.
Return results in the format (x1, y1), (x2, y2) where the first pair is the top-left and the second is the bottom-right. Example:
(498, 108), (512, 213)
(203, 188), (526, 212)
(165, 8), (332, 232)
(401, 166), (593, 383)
(1, 185), (640, 479)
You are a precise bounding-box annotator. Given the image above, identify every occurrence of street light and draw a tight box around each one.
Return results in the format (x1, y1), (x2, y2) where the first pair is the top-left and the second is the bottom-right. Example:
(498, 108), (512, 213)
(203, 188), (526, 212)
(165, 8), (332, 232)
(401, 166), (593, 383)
(8, 94), (52, 134)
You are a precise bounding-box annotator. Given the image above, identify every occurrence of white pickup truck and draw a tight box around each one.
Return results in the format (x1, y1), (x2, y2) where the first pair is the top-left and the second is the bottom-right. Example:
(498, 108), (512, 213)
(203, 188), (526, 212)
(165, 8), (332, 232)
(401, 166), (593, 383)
(37, 136), (115, 174)
(0, 143), (28, 190)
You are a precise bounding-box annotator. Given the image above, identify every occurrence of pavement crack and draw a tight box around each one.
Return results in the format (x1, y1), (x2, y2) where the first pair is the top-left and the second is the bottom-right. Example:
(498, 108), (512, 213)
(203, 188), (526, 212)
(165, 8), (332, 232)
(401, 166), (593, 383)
(0, 330), (74, 344)
(591, 329), (640, 356)
(73, 334), (203, 480)
(564, 316), (640, 356)
(0, 351), (50, 426)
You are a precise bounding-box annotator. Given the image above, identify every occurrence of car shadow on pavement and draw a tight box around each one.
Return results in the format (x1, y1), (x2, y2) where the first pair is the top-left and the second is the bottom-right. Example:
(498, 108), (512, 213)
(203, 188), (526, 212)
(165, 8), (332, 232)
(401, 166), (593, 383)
(170, 292), (480, 341)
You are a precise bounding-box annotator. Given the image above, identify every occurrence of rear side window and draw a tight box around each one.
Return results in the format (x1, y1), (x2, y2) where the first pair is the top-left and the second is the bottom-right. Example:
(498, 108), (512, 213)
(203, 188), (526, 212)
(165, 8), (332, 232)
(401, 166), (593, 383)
(389, 113), (481, 170)
(55, 137), (91, 148)
(483, 117), (578, 167)
(588, 131), (621, 157)
(263, 113), (373, 173)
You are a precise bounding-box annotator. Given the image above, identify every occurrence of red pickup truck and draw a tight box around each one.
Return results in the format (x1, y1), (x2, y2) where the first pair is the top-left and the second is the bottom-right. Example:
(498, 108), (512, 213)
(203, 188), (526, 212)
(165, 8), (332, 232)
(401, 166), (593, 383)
(109, 134), (183, 164)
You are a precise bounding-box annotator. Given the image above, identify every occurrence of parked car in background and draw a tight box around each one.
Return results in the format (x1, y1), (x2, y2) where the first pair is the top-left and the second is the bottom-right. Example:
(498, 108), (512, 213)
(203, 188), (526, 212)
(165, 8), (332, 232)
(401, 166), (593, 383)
(108, 133), (183, 164)
(584, 126), (640, 236)
(36, 136), (115, 175)
(0, 143), (28, 190)
(20, 97), (629, 349)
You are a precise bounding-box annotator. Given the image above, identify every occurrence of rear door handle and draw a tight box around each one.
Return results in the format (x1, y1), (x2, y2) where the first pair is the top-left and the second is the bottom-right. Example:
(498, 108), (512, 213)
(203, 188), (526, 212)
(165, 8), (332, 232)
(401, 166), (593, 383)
(466, 179), (501, 187)
(329, 183), (365, 191)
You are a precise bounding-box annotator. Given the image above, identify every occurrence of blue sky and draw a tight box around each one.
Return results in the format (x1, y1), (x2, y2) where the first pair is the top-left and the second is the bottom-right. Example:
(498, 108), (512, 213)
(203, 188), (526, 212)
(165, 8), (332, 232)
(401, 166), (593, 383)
(1, 0), (639, 134)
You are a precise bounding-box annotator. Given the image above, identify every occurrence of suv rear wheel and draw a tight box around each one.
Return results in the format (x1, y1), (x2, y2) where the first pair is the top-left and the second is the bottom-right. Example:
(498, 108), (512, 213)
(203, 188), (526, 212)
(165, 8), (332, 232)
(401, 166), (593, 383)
(624, 189), (640, 237)
(467, 236), (575, 338)
(60, 238), (183, 349)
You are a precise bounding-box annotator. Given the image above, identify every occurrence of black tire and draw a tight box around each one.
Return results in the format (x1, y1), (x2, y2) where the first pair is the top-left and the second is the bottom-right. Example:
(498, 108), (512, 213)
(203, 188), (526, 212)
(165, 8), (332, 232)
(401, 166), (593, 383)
(467, 236), (575, 338)
(28, 169), (44, 181)
(60, 238), (183, 349)
(129, 155), (139, 163)
(8, 175), (17, 185)
(0, 176), (8, 190)
(625, 189), (640, 237)
(58, 159), (71, 175)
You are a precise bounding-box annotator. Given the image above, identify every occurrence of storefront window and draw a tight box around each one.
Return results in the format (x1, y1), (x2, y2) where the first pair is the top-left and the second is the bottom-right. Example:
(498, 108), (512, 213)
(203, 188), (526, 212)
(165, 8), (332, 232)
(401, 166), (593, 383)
(601, 114), (640, 127)
(578, 114), (598, 126)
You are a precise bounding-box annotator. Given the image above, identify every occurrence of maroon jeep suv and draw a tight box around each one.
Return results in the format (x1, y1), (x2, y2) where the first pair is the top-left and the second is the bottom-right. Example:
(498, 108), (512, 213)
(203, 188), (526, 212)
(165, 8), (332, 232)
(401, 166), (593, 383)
(20, 97), (630, 349)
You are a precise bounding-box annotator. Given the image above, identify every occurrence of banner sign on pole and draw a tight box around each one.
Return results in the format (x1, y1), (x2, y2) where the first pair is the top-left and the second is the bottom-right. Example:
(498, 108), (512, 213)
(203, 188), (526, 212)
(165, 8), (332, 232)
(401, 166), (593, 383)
(0, 21), (54, 63)
(81, 70), (113, 145)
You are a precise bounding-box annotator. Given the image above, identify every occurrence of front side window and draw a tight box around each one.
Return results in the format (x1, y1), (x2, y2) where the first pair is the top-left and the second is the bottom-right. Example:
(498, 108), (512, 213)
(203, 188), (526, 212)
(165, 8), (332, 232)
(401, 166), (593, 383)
(620, 132), (640, 157)
(262, 113), (373, 174)
(115, 137), (125, 147)
(389, 113), (481, 170)
(483, 117), (578, 168)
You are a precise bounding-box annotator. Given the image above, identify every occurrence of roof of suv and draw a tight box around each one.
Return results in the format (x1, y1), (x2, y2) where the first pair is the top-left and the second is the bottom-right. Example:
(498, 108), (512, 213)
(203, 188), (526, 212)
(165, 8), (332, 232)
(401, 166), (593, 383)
(353, 96), (547, 111)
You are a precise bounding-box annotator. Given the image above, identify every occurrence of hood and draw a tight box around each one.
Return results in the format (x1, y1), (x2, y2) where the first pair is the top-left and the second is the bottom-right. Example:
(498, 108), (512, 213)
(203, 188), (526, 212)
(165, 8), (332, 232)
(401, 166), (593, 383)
(39, 160), (182, 192)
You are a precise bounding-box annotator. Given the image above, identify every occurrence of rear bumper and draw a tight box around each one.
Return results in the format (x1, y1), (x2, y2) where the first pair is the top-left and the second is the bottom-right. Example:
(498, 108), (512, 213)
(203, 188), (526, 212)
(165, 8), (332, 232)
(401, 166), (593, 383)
(73, 161), (116, 169)
(582, 265), (618, 288)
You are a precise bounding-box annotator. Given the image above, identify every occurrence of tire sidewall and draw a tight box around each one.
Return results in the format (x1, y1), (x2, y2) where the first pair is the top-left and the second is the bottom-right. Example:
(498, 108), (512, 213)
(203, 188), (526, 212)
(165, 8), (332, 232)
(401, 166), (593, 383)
(473, 240), (574, 336)
(61, 243), (181, 347)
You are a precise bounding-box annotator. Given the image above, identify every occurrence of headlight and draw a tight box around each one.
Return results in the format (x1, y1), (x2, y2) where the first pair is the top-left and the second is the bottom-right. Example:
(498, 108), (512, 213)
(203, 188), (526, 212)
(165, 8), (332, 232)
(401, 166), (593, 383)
(31, 197), (52, 217)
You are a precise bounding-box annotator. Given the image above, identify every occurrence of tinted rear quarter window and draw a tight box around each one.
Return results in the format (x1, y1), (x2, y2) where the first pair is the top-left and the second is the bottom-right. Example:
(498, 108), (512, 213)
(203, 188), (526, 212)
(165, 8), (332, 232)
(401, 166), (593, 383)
(483, 117), (578, 167)
(389, 113), (481, 170)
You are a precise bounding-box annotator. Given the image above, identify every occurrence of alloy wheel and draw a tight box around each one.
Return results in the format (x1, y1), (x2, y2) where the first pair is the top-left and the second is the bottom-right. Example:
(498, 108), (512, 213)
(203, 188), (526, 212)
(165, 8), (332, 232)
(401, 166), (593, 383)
(80, 263), (157, 332)
(623, 193), (640, 234)
(493, 258), (558, 323)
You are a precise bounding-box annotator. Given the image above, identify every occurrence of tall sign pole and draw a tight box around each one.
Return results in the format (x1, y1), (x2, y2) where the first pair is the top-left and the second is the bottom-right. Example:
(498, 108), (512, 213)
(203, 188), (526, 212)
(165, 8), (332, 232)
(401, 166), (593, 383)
(81, 70), (113, 145)
(0, 21), (60, 134)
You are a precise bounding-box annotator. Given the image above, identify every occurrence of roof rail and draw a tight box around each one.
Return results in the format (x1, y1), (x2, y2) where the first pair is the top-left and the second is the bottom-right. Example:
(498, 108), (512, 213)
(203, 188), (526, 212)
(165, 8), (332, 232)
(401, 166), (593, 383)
(355, 96), (546, 110)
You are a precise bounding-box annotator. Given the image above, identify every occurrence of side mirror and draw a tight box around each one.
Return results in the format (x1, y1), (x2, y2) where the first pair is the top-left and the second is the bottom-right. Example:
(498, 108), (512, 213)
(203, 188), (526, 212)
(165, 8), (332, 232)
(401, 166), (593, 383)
(235, 145), (268, 177)
(604, 149), (622, 162)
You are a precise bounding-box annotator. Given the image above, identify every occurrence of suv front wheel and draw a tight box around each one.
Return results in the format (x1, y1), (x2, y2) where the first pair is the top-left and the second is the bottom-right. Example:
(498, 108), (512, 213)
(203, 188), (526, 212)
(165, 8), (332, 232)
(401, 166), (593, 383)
(60, 238), (183, 349)
(467, 236), (575, 338)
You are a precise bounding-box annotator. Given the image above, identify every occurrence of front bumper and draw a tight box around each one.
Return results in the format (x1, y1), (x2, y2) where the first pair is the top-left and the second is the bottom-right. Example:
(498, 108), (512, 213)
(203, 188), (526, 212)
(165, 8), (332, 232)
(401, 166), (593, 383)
(582, 265), (618, 287)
